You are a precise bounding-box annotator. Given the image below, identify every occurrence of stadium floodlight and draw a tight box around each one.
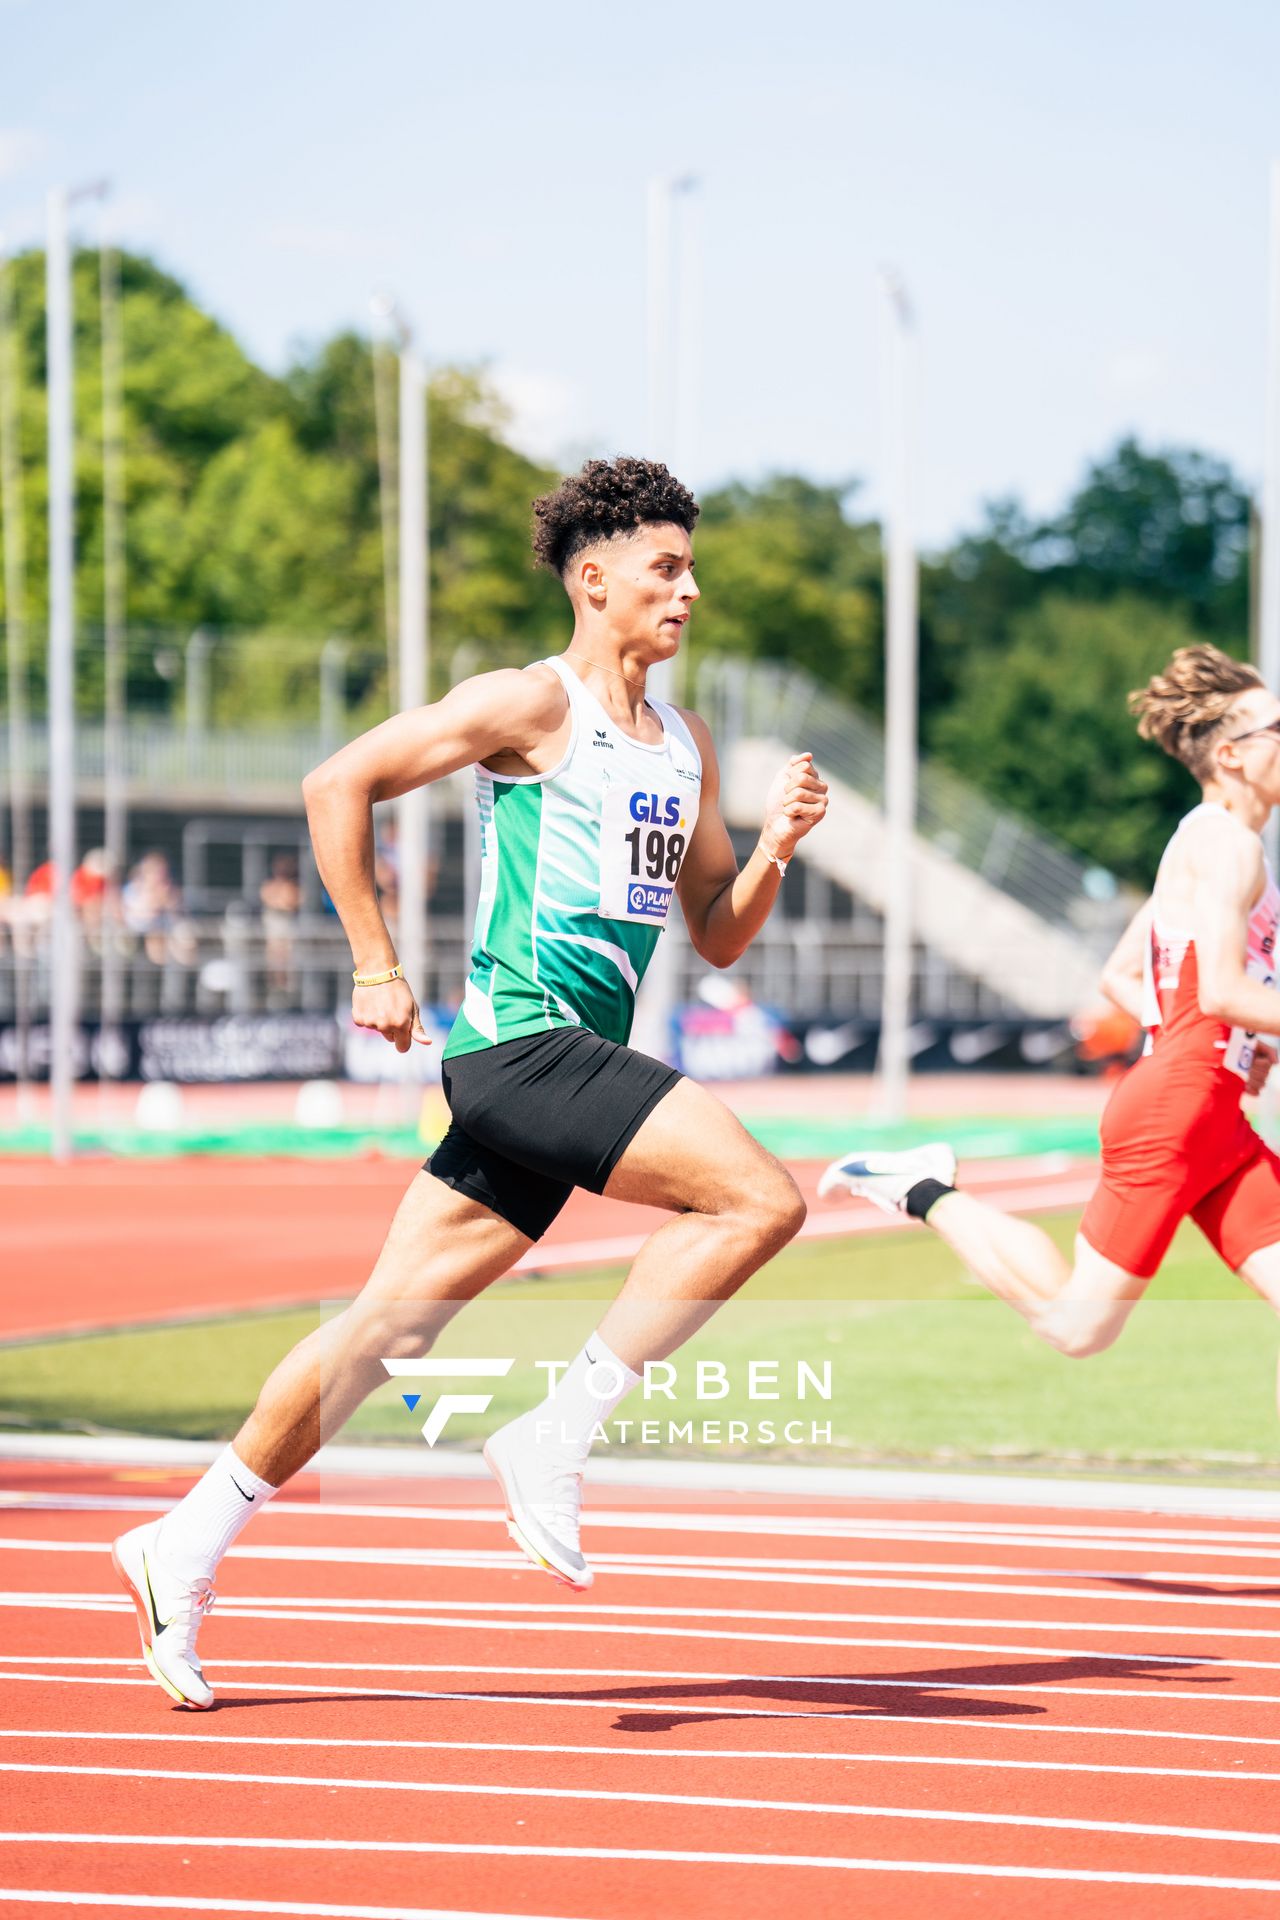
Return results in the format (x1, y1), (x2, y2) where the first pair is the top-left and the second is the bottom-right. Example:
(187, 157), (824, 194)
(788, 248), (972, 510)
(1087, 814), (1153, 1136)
(98, 214), (127, 1088)
(46, 178), (109, 1161)
(0, 236), (33, 1117)
(397, 326), (429, 1049)
(1262, 160), (1280, 873)
(46, 187), (78, 1161)
(367, 294), (429, 1061)
(632, 174), (699, 1067)
(370, 292), (405, 707)
(874, 267), (919, 1125)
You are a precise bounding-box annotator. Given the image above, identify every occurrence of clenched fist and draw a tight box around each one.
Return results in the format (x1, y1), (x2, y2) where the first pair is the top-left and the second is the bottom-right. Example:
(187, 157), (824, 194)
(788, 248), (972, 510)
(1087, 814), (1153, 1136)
(352, 975), (430, 1054)
(759, 752), (829, 865)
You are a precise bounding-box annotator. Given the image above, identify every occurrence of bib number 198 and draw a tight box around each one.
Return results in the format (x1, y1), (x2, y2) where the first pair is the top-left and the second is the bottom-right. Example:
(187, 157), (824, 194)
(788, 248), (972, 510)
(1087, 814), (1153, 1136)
(598, 784), (699, 925)
(624, 825), (686, 884)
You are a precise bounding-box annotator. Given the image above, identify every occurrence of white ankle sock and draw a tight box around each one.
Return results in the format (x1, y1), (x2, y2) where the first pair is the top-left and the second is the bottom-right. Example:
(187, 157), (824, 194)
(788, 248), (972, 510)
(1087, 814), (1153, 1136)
(157, 1445), (278, 1583)
(536, 1334), (641, 1456)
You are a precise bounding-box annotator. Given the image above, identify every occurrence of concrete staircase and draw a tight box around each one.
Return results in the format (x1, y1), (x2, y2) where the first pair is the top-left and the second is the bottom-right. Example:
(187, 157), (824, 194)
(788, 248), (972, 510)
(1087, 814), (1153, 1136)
(700, 660), (1134, 1019)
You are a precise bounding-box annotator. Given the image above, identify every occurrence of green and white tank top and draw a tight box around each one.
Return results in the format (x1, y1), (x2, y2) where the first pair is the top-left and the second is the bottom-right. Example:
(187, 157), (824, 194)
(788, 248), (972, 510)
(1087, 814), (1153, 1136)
(443, 655), (704, 1058)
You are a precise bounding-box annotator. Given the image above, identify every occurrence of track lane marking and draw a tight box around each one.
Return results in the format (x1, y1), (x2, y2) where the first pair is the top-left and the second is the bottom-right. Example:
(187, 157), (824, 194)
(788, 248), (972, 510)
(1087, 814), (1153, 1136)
(8, 1590), (1279, 1649)
(5, 1536), (1280, 1606)
(4, 1596), (1279, 1667)
(6, 1727), (1280, 1782)
(10, 1757), (1280, 1847)
(0, 1902), (557, 1920)
(0, 1657), (1272, 1706)
(3, 1835), (1280, 1892)
(4, 1670), (1278, 1740)
(12, 1494), (1280, 1558)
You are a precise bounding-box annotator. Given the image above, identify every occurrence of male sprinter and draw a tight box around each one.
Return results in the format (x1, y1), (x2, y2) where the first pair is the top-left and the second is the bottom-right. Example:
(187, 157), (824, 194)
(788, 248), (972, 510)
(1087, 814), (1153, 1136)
(819, 644), (1280, 1365)
(113, 456), (828, 1708)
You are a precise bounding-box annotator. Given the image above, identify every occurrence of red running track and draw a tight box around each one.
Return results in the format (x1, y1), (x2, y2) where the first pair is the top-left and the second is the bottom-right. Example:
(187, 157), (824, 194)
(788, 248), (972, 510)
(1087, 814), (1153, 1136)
(0, 1154), (1099, 1342)
(3, 1458), (1280, 1918)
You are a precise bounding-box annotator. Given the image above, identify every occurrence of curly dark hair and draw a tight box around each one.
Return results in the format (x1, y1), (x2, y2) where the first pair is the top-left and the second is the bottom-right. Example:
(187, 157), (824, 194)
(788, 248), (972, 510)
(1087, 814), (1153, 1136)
(532, 456), (699, 577)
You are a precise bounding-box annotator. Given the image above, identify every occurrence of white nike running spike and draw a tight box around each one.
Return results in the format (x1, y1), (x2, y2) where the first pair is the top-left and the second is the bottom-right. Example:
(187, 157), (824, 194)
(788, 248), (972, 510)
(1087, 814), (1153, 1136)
(111, 1518), (216, 1710)
(484, 1414), (594, 1593)
(817, 1142), (958, 1216)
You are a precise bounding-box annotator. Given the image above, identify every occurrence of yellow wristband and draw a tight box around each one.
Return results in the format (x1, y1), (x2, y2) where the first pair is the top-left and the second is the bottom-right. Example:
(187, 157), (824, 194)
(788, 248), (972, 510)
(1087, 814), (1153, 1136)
(352, 964), (403, 987)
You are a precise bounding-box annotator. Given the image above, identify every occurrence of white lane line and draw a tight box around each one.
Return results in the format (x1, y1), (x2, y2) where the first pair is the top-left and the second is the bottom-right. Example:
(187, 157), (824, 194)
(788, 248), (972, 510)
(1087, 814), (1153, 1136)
(0, 1902), (555, 1920)
(4, 1536), (1277, 1606)
(2, 1835), (1280, 1893)
(9, 1758), (1280, 1849)
(4, 1671), (1279, 1743)
(6, 1728), (1280, 1784)
(64, 1591), (1280, 1645)
(0, 1654), (1271, 1706)
(12, 1495), (1280, 1559)
(15, 1509), (1280, 1582)
(3, 1595), (1274, 1670)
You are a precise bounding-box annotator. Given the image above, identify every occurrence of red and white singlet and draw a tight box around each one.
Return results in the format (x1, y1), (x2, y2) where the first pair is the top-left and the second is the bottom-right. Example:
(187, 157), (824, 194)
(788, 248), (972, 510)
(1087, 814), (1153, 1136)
(1080, 802), (1280, 1278)
(1141, 803), (1280, 1082)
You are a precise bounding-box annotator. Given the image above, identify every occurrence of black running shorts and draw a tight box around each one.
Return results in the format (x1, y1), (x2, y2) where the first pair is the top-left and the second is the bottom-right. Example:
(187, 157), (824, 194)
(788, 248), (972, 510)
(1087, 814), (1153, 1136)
(426, 1025), (682, 1242)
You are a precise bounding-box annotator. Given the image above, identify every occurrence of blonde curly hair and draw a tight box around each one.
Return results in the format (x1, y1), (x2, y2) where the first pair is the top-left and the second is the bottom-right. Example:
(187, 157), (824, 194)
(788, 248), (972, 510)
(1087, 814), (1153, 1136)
(1128, 644), (1263, 779)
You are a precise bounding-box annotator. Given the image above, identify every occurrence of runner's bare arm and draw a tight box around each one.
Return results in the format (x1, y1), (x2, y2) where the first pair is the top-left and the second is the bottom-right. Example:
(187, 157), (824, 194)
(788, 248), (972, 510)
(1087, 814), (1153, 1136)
(1189, 821), (1280, 1032)
(1098, 899), (1151, 1023)
(675, 715), (828, 967)
(303, 669), (565, 1051)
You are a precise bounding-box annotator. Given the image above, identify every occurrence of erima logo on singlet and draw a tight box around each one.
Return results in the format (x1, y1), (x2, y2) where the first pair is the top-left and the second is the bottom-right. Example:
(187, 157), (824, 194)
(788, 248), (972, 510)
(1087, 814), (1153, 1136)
(592, 729), (614, 749)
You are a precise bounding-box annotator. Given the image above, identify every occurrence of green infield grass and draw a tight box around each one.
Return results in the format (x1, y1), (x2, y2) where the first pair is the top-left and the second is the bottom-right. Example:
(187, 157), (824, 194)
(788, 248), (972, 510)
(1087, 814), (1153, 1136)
(2, 1211), (1277, 1479)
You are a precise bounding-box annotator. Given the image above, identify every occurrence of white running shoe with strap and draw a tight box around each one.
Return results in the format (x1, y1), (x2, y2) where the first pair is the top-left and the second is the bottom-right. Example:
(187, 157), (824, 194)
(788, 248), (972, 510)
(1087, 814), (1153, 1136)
(484, 1412), (593, 1592)
(111, 1518), (216, 1710)
(817, 1142), (958, 1215)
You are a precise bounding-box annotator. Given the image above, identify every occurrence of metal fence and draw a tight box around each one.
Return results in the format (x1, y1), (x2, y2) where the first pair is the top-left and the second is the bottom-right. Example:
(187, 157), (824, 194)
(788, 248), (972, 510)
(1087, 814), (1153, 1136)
(695, 654), (1127, 939)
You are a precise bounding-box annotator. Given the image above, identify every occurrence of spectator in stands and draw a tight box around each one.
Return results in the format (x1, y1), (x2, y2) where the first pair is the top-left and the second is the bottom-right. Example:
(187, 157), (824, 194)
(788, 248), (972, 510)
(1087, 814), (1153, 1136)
(122, 851), (196, 968)
(17, 850), (116, 944)
(259, 851), (302, 996)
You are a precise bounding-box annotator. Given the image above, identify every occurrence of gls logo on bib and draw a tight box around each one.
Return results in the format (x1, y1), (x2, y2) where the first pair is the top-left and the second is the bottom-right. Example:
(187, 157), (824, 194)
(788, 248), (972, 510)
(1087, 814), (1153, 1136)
(599, 786), (698, 925)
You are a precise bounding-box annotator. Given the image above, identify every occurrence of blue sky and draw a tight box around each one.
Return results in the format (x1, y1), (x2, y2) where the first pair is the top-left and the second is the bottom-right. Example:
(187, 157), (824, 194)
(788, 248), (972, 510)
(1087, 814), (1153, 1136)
(2, 0), (1278, 545)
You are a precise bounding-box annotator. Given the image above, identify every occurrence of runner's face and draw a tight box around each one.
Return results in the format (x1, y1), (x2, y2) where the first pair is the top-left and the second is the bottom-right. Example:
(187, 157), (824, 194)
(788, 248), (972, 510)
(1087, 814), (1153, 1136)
(1220, 690), (1280, 803)
(591, 524), (699, 660)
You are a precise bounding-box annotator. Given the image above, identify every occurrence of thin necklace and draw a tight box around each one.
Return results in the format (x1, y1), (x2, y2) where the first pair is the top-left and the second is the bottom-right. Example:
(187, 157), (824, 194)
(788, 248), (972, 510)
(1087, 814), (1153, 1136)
(564, 650), (647, 693)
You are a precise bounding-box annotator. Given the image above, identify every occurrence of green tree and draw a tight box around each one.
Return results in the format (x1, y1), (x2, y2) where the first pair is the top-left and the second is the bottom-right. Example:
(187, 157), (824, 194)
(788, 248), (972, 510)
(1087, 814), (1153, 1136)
(1047, 437), (1250, 631)
(692, 475), (883, 705)
(932, 594), (1209, 881)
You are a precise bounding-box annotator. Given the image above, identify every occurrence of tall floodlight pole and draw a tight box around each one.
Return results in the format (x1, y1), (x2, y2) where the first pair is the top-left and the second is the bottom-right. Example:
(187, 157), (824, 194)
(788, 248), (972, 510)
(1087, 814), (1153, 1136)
(875, 269), (919, 1124)
(46, 187), (77, 1159)
(99, 225), (127, 1082)
(0, 239), (33, 1117)
(370, 296), (401, 709)
(397, 334), (429, 1037)
(1261, 160), (1280, 872)
(633, 174), (698, 1064)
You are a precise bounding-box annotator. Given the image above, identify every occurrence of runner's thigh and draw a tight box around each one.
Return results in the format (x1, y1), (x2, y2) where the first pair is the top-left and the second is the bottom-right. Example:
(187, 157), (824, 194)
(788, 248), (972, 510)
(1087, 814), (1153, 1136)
(1195, 1137), (1280, 1292)
(605, 1074), (800, 1215)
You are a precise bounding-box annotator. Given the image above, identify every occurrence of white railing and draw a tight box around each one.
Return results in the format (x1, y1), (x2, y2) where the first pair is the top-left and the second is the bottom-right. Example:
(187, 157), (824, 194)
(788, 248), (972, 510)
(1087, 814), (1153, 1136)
(695, 654), (1129, 939)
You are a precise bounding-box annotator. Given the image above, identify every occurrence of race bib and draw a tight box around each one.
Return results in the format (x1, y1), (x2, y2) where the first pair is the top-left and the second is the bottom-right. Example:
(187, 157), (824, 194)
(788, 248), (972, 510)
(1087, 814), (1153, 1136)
(1224, 954), (1275, 1080)
(598, 783), (699, 926)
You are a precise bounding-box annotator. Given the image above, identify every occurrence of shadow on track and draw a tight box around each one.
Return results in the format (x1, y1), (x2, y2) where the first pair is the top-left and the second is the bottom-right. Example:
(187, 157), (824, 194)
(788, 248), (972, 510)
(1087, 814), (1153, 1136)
(204, 1648), (1226, 1732)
